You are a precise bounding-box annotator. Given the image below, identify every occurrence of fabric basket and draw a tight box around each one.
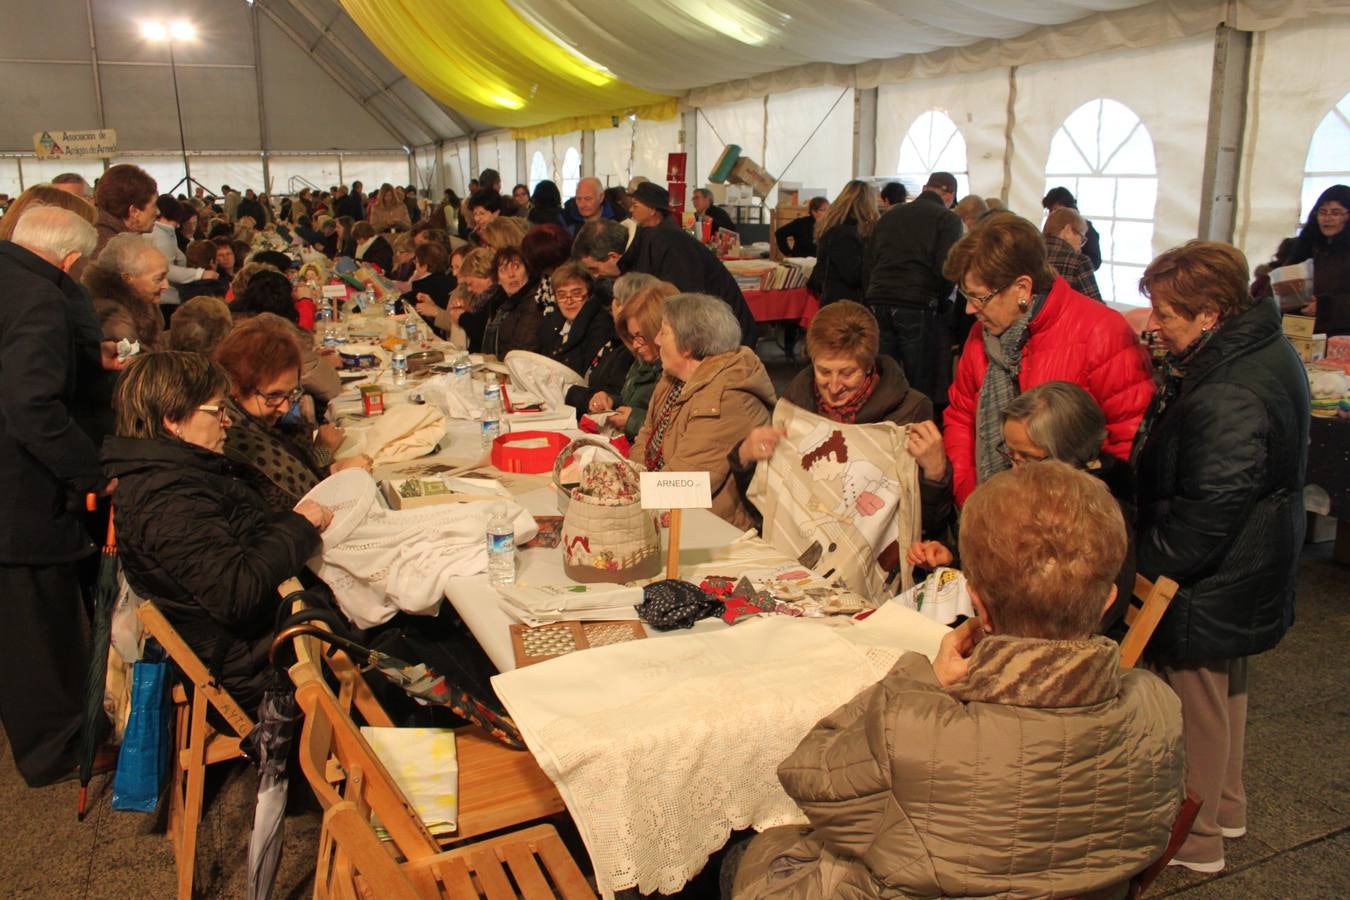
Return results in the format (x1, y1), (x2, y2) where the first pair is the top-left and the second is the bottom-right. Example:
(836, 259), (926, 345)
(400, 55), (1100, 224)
(553, 438), (661, 583)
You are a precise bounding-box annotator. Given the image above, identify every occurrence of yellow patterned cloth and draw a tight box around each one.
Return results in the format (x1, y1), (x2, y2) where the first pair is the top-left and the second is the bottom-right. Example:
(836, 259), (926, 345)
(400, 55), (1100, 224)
(360, 726), (458, 839)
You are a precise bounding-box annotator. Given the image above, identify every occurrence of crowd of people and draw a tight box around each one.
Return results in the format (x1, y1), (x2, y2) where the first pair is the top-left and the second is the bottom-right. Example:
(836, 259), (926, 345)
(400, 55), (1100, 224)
(0, 156), (1341, 895)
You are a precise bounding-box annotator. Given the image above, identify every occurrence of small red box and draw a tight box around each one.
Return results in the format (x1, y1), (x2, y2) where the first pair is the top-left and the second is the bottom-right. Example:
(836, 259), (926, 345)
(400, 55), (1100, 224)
(491, 431), (570, 474)
(667, 181), (687, 213)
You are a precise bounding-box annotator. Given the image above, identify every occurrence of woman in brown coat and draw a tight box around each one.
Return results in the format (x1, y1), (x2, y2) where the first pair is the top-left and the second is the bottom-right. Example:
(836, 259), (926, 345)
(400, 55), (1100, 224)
(632, 292), (775, 529)
(728, 461), (1184, 899)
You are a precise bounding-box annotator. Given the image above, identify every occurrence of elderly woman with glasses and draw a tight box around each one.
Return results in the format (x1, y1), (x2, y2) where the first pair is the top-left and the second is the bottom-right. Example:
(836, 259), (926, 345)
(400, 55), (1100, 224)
(942, 215), (1154, 507)
(213, 315), (371, 512)
(908, 380), (1136, 633)
(537, 262), (617, 375)
(103, 351), (330, 712)
(632, 292), (776, 529)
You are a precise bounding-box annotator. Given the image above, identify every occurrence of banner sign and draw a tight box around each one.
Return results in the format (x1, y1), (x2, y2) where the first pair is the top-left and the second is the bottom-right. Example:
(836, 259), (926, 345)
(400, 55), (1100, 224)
(33, 129), (118, 159)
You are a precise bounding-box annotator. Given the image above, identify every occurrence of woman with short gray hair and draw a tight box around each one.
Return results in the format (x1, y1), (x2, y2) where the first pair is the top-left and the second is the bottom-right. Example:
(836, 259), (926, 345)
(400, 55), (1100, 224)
(909, 380), (1135, 633)
(632, 293), (776, 529)
(82, 232), (169, 351)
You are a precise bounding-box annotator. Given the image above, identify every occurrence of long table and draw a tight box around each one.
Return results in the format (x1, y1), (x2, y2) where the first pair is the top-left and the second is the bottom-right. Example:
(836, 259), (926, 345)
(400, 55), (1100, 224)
(331, 361), (949, 896)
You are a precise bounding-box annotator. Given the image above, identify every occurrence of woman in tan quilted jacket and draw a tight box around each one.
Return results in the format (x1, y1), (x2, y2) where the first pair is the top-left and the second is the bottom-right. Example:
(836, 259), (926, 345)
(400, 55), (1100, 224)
(729, 461), (1185, 899)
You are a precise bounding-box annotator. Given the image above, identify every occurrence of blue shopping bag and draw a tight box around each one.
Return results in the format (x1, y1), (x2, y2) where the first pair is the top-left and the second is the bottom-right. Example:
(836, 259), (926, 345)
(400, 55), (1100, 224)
(111, 652), (171, 812)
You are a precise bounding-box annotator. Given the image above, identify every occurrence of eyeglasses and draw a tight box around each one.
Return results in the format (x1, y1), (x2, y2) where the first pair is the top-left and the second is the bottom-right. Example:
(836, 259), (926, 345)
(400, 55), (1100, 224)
(997, 440), (1050, 466)
(958, 282), (1012, 309)
(628, 331), (648, 346)
(555, 288), (588, 302)
(256, 386), (303, 409)
(196, 403), (230, 425)
(1317, 207), (1348, 219)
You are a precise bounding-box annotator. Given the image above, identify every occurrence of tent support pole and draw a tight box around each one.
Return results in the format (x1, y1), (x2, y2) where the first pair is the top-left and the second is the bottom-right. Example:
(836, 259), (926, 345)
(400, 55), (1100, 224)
(681, 108), (698, 191)
(250, 4), (271, 193)
(1001, 66), (1018, 207)
(516, 140), (527, 190)
(1198, 23), (1252, 243)
(853, 87), (877, 178)
(582, 130), (596, 180)
(468, 140), (480, 185)
(86, 0), (109, 172)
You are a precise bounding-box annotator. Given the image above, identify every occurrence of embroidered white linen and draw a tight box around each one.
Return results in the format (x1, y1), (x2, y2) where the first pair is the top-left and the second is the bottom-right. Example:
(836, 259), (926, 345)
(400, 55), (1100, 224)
(298, 470), (538, 629)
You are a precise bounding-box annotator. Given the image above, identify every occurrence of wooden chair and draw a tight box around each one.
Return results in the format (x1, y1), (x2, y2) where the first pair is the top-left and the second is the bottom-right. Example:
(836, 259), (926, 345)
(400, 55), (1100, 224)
(289, 661), (565, 860)
(137, 602), (256, 900)
(1118, 574), (1180, 669)
(316, 801), (594, 899)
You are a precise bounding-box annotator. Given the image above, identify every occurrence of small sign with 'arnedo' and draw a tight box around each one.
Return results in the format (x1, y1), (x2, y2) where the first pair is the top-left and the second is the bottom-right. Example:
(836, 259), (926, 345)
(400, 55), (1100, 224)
(640, 471), (712, 509)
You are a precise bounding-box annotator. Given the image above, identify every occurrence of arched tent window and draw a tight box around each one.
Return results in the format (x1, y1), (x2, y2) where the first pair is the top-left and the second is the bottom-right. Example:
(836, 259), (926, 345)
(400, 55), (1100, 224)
(1301, 92), (1350, 222)
(561, 146), (582, 199)
(528, 151), (549, 193)
(896, 110), (968, 198)
(1045, 98), (1157, 306)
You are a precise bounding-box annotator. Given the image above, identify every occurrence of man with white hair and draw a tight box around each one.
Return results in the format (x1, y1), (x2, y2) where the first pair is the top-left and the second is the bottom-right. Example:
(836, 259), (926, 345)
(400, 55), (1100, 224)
(0, 205), (106, 787)
(562, 176), (628, 236)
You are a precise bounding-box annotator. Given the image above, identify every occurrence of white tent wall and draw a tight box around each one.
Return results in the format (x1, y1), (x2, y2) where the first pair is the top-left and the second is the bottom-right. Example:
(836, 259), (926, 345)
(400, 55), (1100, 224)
(338, 154), (413, 192)
(1008, 34), (1214, 305)
(270, 156), (343, 195)
(1237, 16), (1350, 270)
(696, 96), (766, 196)
(876, 70), (1010, 201)
(633, 118), (682, 184)
(764, 86), (854, 205)
(476, 132), (518, 190)
(594, 124), (634, 188)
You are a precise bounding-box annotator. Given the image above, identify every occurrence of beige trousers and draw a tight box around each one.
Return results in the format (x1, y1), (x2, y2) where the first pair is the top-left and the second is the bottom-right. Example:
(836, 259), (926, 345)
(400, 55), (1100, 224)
(1158, 657), (1249, 864)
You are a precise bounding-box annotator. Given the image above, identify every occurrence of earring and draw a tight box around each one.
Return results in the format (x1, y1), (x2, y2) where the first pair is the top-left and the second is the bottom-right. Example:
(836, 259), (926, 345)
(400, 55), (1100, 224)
(1017, 296), (1030, 313)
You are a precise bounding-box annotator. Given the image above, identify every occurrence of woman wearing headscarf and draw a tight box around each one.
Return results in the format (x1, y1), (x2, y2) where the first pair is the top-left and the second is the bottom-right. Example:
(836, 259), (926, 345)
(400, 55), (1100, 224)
(942, 215), (1153, 507)
(1132, 241), (1309, 872)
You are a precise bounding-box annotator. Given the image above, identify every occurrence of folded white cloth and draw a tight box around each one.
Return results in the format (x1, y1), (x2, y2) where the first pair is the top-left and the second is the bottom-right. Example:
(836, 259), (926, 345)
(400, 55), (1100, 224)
(338, 403), (446, 465)
(421, 372), (484, 420)
(299, 470), (538, 629)
(496, 583), (643, 626)
(504, 350), (584, 411)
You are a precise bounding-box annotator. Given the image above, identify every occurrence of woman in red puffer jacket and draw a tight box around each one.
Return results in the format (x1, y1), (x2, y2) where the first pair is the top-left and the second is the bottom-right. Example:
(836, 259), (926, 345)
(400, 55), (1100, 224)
(940, 216), (1154, 506)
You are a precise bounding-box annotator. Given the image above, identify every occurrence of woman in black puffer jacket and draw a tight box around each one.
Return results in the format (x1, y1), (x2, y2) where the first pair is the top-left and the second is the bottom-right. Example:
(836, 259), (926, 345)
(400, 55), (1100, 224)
(103, 352), (329, 712)
(1132, 241), (1310, 873)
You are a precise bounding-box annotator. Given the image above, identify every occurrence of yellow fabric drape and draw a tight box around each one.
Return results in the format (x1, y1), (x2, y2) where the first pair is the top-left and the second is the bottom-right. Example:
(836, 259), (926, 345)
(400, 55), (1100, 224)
(340, 0), (677, 136)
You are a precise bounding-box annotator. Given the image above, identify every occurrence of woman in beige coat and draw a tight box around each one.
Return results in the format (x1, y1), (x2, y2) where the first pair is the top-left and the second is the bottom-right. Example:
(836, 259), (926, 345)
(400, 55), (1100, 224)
(632, 292), (775, 530)
(728, 461), (1185, 899)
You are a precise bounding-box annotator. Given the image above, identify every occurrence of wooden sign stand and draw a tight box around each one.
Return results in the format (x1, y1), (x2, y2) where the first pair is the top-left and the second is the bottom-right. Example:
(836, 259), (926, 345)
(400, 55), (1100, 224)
(666, 508), (683, 580)
(640, 472), (712, 582)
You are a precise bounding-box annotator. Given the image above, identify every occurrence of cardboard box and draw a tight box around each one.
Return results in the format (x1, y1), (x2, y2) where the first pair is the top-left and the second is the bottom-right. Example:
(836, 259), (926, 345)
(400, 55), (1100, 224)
(381, 477), (457, 510)
(1282, 314), (1316, 338)
(1287, 333), (1327, 363)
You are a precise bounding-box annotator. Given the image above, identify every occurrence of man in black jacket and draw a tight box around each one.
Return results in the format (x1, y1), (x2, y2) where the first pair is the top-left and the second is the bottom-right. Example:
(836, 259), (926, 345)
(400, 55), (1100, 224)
(574, 190), (757, 346)
(335, 180), (366, 221)
(692, 188), (738, 235)
(863, 171), (964, 400)
(0, 207), (106, 786)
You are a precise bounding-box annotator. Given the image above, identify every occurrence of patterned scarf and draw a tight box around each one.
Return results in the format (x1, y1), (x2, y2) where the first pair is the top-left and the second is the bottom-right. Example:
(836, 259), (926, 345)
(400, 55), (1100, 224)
(643, 379), (685, 472)
(975, 292), (1048, 484)
(946, 633), (1121, 709)
(1130, 328), (1214, 465)
(221, 396), (325, 512)
(814, 369), (879, 424)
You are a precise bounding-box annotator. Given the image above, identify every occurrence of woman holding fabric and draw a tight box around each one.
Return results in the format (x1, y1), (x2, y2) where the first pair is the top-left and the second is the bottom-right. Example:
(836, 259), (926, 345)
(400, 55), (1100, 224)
(427, 248), (496, 351)
(733, 300), (945, 532)
(351, 221), (394, 273)
(1288, 183), (1350, 335)
(811, 180), (878, 305)
(103, 351), (329, 712)
(214, 315), (371, 512)
(726, 462), (1184, 899)
(1132, 241), (1309, 872)
(942, 215), (1154, 506)
(536, 262), (616, 374)
(631, 292), (775, 529)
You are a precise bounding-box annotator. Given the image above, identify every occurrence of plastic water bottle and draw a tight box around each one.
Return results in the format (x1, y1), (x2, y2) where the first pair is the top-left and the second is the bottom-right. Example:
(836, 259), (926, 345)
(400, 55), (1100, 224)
(486, 503), (515, 587)
(382, 292), (396, 317)
(391, 350), (408, 385)
(452, 352), (471, 385)
(404, 316), (420, 343)
(481, 382), (502, 450)
(317, 305), (337, 347)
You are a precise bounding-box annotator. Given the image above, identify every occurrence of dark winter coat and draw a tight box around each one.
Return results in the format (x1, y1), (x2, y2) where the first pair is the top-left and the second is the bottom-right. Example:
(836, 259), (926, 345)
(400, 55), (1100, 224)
(774, 215), (817, 258)
(864, 191), (963, 306)
(701, 203), (737, 235)
(812, 220), (866, 305)
(536, 295), (616, 375)
(0, 242), (104, 564)
(478, 281), (544, 358)
(561, 197), (628, 235)
(619, 225), (758, 346)
(356, 235), (393, 274)
(1134, 300), (1310, 661)
(1293, 230), (1350, 336)
(103, 436), (320, 710)
(564, 338), (635, 420)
